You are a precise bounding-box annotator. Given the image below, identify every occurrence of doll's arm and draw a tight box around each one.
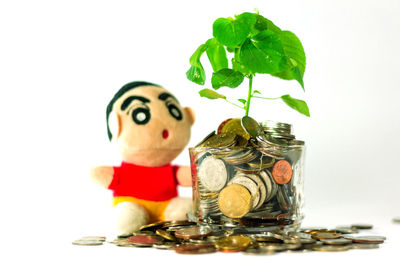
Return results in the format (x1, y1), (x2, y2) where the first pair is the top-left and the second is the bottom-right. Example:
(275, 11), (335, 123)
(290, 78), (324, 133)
(176, 166), (192, 187)
(90, 166), (114, 188)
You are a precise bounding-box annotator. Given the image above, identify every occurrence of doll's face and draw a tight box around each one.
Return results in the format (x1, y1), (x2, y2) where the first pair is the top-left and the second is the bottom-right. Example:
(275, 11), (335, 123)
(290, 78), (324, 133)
(110, 85), (195, 166)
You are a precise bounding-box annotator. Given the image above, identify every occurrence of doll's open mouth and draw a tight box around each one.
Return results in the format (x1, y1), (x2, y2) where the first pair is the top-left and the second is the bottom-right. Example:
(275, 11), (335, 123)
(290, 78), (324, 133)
(162, 129), (169, 139)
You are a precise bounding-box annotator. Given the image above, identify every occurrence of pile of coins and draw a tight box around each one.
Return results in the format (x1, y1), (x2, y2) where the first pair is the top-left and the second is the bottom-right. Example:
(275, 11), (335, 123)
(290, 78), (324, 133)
(190, 116), (305, 228)
(73, 221), (386, 255)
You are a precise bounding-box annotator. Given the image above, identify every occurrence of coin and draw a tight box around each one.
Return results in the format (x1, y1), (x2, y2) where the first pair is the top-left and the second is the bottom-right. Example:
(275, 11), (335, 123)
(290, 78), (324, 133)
(272, 160), (293, 184)
(217, 118), (233, 134)
(343, 235), (386, 244)
(351, 243), (380, 249)
(174, 244), (216, 254)
(156, 229), (176, 241)
(229, 174), (261, 209)
(126, 235), (163, 247)
(313, 245), (351, 252)
(351, 223), (373, 230)
(257, 243), (301, 251)
(220, 118), (250, 140)
(195, 131), (216, 147)
(243, 247), (277, 255)
(300, 227), (328, 233)
(198, 156), (228, 192)
(203, 133), (236, 148)
(139, 221), (166, 232)
(162, 220), (196, 228)
(215, 235), (253, 252)
(80, 236), (106, 242)
(333, 226), (359, 234)
(218, 184), (252, 218)
(153, 242), (177, 250)
(311, 232), (341, 240)
(241, 116), (263, 139)
(72, 239), (104, 246)
(321, 238), (353, 246)
(174, 226), (212, 240)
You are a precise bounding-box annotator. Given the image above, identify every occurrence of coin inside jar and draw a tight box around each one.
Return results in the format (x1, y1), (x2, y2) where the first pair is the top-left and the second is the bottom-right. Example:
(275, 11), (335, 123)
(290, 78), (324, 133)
(229, 174), (261, 209)
(241, 116), (263, 139)
(220, 118), (251, 140)
(272, 160), (293, 184)
(218, 184), (252, 218)
(198, 156), (228, 192)
(202, 133), (237, 148)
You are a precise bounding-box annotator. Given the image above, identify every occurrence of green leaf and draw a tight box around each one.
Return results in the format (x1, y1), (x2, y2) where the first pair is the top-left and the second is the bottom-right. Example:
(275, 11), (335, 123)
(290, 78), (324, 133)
(239, 30), (288, 74)
(186, 43), (208, 85)
(189, 43), (207, 66)
(232, 56), (250, 75)
(186, 65), (206, 85)
(199, 89), (226, 100)
(281, 94), (310, 117)
(238, 99), (247, 105)
(272, 31), (306, 90)
(226, 46), (236, 53)
(253, 90), (261, 95)
(205, 38), (228, 72)
(252, 14), (281, 34)
(213, 12), (256, 47)
(211, 68), (244, 89)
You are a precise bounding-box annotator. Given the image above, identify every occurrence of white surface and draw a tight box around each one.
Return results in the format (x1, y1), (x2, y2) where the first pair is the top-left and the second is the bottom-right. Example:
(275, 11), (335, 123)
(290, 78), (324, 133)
(1, 0), (400, 266)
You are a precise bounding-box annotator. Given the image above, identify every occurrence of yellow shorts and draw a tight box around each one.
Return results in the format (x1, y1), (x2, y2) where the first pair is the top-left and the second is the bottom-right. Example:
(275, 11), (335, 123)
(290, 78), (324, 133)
(113, 196), (171, 223)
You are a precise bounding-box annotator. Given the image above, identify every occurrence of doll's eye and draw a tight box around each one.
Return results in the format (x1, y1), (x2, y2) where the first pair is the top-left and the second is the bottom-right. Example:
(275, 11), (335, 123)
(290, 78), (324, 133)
(167, 103), (182, 121)
(131, 107), (151, 125)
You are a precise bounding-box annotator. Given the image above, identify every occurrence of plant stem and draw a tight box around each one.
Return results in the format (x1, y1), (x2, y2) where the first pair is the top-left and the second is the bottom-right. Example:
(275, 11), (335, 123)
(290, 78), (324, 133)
(245, 75), (253, 116)
(224, 99), (244, 109)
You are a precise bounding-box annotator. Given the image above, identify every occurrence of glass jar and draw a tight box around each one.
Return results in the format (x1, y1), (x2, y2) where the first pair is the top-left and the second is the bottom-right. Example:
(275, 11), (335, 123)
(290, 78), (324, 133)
(189, 120), (305, 232)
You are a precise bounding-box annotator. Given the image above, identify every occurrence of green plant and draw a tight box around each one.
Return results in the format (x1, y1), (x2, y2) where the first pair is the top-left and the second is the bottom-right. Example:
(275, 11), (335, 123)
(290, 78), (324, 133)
(186, 11), (310, 117)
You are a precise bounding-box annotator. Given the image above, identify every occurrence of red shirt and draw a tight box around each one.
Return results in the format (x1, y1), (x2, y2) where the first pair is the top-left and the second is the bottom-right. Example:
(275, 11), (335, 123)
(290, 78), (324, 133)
(108, 162), (179, 201)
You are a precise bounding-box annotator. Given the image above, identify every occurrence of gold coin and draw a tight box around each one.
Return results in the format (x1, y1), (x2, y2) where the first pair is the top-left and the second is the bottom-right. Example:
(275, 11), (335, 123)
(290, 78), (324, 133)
(156, 229), (176, 241)
(312, 232), (342, 240)
(218, 184), (252, 218)
(139, 221), (165, 231)
(220, 118), (251, 140)
(215, 235), (253, 252)
(313, 245), (351, 252)
(203, 133), (236, 148)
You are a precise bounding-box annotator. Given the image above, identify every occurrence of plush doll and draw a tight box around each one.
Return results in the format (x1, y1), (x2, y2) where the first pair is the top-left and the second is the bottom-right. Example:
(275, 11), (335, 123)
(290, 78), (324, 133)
(90, 81), (195, 236)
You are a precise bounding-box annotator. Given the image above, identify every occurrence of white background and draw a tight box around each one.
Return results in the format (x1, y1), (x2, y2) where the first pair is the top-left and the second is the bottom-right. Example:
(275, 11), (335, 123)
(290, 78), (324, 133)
(1, 0), (399, 266)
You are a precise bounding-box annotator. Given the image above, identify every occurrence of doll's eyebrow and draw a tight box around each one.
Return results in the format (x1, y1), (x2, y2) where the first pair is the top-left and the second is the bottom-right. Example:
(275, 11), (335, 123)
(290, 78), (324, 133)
(158, 92), (180, 104)
(121, 96), (150, 111)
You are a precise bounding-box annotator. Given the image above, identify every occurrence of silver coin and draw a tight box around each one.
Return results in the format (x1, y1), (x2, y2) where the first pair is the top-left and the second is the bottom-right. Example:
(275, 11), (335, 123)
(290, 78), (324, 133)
(352, 243), (380, 249)
(198, 156), (228, 192)
(229, 174), (260, 209)
(259, 170), (278, 201)
(246, 173), (267, 209)
(343, 235), (386, 244)
(72, 239), (104, 246)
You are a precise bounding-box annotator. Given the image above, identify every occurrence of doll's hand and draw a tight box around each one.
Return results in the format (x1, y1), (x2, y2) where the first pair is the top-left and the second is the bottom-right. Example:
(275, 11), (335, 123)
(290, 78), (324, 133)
(90, 166), (114, 188)
(176, 166), (192, 187)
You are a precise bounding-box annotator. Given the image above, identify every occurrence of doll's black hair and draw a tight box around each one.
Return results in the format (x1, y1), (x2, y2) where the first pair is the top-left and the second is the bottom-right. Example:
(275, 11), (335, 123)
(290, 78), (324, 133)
(106, 81), (160, 141)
